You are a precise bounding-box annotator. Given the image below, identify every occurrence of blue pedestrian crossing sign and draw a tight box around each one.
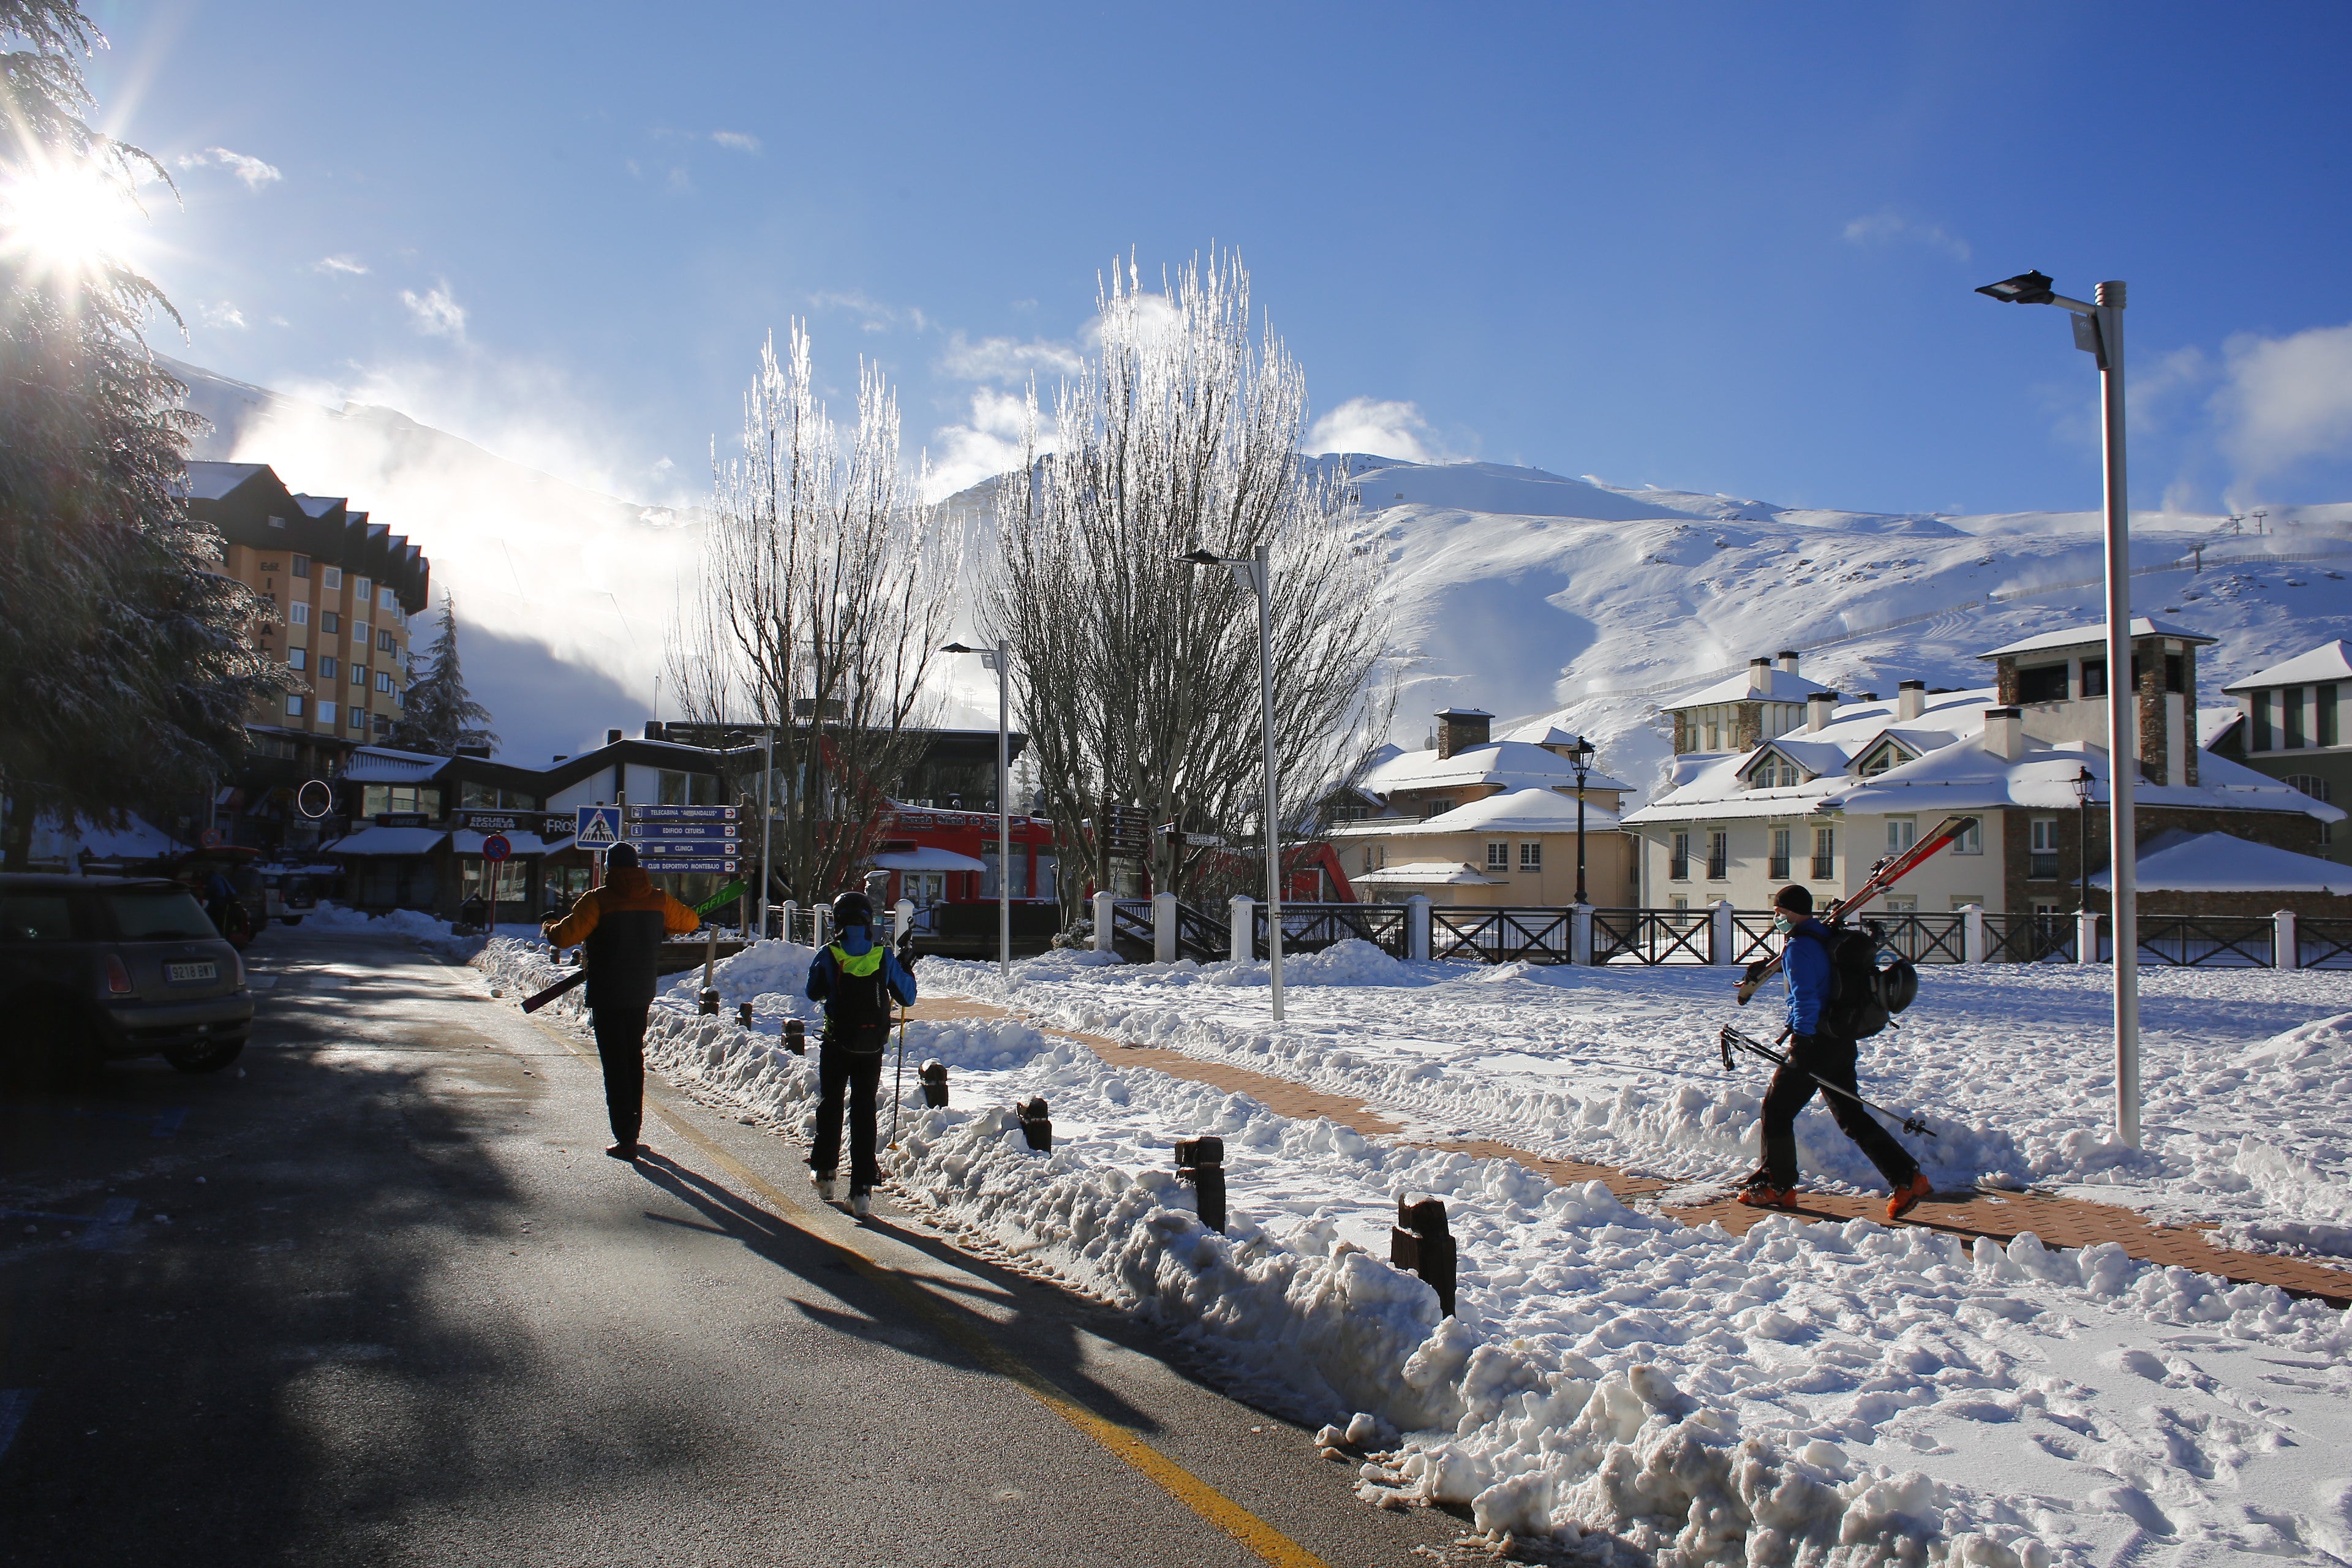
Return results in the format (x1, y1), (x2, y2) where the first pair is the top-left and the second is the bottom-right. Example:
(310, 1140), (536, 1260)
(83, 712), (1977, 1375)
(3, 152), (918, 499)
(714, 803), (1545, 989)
(574, 805), (624, 850)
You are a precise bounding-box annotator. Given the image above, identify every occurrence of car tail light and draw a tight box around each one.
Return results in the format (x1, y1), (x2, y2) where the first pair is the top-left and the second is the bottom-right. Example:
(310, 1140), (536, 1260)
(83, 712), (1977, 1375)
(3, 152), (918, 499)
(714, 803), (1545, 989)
(105, 954), (134, 995)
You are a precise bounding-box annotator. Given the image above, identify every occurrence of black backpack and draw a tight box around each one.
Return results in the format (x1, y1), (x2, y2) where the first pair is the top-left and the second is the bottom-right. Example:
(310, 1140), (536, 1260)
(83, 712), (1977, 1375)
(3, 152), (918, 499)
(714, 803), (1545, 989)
(823, 940), (897, 1035)
(1800, 921), (1917, 1040)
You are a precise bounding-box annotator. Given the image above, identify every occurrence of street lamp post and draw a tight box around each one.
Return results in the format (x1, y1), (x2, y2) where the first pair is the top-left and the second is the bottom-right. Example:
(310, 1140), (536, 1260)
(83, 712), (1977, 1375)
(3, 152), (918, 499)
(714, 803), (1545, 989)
(1180, 544), (1283, 1023)
(1567, 736), (1595, 906)
(940, 641), (1012, 986)
(2071, 765), (2095, 916)
(1978, 270), (2142, 1148)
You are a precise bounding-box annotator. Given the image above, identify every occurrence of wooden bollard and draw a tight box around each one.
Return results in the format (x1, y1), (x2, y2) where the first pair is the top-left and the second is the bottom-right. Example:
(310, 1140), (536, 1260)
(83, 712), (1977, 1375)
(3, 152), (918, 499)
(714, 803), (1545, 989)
(918, 1059), (949, 1107)
(1017, 1096), (1052, 1152)
(1389, 1194), (1457, 1317)
(782, 1018), (806, 1056)
(1175, 1136), (1226, 1234)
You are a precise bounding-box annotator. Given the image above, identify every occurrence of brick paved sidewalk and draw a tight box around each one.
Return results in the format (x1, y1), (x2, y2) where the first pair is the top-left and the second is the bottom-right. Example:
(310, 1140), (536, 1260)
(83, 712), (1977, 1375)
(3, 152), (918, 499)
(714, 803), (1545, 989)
(912, 995), (2352, 1309)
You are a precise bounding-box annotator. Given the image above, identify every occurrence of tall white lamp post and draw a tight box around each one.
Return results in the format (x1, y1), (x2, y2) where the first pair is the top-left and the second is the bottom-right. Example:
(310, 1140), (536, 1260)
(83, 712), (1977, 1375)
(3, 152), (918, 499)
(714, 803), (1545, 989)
(940, 641), (1012, 986)
(1180, 544), (1283, 1023)
(1977, 270), (2141, 1148)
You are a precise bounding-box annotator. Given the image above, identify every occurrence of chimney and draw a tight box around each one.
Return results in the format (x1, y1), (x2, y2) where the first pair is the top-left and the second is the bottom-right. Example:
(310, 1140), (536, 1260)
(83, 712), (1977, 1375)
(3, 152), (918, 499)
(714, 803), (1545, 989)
(643, 721), (664, 740)
(1749, 656), (1773, 690)
(1983, 706), (2022, 761)
(1806, 691), (1838, 732)
(1434, 708), (1492, 760)
(606, 728), (623, 745)
(1897, 680), (1925, 721)
(1777, 650), (1800, 674)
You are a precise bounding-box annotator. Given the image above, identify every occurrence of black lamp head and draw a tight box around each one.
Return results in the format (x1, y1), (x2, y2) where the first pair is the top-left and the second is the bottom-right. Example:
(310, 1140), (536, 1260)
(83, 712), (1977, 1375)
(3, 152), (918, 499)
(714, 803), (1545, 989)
(1177, 548), (1223, 566)
(1976, 270), (2057, 306)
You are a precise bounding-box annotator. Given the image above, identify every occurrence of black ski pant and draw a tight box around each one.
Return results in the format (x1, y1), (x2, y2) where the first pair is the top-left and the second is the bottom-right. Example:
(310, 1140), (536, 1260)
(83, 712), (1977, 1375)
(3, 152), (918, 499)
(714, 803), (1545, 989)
(1759, 1031), (1919, 1191)
(590, 1000), (652, 1147)
(810, 1036), (888, 1194)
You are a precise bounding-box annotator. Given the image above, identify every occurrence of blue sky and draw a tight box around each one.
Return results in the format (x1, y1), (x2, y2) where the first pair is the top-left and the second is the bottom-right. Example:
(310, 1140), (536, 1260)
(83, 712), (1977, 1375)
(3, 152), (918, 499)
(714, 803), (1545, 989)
(87, 1), (2352, 518)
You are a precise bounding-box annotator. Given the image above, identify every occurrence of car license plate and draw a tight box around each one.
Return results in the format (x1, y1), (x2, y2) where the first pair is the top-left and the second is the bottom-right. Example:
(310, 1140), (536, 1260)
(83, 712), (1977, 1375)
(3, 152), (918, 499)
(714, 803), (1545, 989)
(167, 961), (218, 982)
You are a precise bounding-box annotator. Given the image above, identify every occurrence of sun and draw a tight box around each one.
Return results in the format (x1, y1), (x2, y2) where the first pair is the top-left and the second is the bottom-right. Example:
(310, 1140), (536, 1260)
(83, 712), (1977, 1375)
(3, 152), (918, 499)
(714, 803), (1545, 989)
(0, 161), (142, 279)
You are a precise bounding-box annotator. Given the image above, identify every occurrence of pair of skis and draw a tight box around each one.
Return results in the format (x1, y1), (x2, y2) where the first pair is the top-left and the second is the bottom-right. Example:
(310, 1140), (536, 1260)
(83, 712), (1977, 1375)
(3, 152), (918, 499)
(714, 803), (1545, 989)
(1732, 814), (1980, 1006)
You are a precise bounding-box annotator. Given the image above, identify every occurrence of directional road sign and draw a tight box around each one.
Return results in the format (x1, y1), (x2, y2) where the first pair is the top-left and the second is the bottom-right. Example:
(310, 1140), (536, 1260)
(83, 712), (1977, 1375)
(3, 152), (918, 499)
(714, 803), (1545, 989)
(627, 858), (740, 875)
(628, 823), (740, 840)
(624, 805), (738, 822)
(575, 805), (623, 849)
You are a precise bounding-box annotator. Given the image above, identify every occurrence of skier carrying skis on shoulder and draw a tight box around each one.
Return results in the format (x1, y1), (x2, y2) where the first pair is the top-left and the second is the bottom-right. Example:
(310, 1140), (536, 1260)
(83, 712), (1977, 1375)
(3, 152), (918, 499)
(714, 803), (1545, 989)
(804, 890), (917, 1219)
(1739, 884), (1934, 1222)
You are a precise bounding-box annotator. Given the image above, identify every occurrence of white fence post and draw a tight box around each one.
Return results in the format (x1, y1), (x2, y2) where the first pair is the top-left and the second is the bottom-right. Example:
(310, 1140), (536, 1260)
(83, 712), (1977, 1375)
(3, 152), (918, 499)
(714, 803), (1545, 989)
(1711, 900), (1737, 965)
(2077, 909), (2100, 965)
(812, 905), (830, 951)
(1093, 890), (1115, 954)
(2275, 909), (2299, 971)
(1571, 902), (1593, 965)
(780, 899), (796, 944)
(1962, 904), (1986, 965)
(1229, 894), (1254, 962)
(1152, 891), (1178, 963)
(1406, 894), (1432, 962)
(893, 897), (915, 946)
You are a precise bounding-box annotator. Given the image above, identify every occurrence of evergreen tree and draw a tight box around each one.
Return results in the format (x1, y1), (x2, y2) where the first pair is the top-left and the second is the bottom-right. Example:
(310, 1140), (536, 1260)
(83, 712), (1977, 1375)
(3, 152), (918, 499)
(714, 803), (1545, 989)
(1, 0), (284, 869)
(393, 591), (497, 756)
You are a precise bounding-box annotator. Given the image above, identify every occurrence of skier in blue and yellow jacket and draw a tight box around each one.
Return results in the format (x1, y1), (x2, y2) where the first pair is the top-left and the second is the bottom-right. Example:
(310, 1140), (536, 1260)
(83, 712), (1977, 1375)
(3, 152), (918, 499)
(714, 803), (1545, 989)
(804, 890), (917, 1217)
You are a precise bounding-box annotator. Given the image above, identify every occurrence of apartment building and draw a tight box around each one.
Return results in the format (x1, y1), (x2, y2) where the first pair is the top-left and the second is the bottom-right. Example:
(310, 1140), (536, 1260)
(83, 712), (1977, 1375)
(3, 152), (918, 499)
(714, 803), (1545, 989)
(2209, 639), (2351, 865)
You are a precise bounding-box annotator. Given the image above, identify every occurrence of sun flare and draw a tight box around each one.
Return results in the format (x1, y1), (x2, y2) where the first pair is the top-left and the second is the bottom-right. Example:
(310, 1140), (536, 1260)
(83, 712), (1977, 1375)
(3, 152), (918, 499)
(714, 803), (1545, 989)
(1, 162), (141, 277)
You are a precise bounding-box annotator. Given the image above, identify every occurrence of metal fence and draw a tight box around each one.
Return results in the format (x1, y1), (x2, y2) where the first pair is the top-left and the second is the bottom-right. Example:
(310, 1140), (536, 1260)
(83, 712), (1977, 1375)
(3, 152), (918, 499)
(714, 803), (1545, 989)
(1590, 907), (1711, 965)
(2136, 915), (2274, 968)
(1872, 913), (1969, 965)
(1727, 911), (1779, 965)
(1980, 911), (2076, 964)
(1175, 902), (1231, 962)
(1429, 906), (1575, 964)
(1252, 902), (1409, 960)
(2304, 918), (2352, 970)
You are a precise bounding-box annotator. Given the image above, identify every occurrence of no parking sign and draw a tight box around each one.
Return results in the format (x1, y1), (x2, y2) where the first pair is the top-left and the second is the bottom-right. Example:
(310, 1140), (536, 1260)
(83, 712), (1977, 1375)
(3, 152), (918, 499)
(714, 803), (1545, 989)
(481, 833), (513, 863)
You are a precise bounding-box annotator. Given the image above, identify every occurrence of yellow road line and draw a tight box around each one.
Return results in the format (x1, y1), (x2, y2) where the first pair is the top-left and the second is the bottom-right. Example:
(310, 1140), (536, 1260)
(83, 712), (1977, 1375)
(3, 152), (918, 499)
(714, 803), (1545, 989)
(535, 1019), (1331, 1568)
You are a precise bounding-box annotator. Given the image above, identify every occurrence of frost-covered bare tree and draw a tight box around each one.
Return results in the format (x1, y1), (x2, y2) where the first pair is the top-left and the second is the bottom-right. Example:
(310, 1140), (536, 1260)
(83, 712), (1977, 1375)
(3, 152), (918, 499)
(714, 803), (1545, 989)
(666, 325), (953, 904)
(986, 251), (1390, 919)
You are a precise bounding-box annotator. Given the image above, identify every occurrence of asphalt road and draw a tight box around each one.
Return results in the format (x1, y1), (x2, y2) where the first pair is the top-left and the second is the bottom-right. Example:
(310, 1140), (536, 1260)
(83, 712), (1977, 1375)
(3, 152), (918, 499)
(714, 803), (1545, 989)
(0, 922), (1464, 1567)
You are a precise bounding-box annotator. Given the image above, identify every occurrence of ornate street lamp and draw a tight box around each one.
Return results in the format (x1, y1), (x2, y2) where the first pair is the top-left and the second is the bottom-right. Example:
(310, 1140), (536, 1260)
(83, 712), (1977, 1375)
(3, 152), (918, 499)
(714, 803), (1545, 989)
(1567, 736), (1596, 907)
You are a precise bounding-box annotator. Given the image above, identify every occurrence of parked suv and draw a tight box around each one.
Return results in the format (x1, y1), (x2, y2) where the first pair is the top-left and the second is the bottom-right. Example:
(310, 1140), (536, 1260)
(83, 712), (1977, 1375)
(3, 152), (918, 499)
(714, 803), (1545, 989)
(0, 873), (255, 1085)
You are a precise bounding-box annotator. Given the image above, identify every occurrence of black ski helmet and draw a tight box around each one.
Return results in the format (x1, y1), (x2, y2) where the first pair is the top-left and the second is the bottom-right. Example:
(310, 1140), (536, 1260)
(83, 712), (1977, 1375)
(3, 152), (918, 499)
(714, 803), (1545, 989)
(1773, 883), (1813, 915)
(831, 890), (875, 932)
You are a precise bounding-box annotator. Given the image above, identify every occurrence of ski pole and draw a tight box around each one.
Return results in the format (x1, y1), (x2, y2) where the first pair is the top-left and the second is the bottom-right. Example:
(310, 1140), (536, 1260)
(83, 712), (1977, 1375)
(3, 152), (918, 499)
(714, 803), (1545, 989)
(888, 1003), (907, 1148)
(1718, 1025), (1937, 1138)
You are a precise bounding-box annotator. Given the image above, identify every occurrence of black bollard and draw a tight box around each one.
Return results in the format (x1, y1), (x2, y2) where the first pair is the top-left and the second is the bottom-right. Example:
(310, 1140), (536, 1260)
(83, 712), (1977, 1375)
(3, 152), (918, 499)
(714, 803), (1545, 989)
(699, 987), (720, 1017)
(1175, 1136), (1226, 1234)
(737, 1001), (755, 1028)
(1017, 1095), (1052, 1152)
(1389, 1194), (1457, 1317)
(782, 1018), (806, 1057)
(918, 1058), (949, 1107)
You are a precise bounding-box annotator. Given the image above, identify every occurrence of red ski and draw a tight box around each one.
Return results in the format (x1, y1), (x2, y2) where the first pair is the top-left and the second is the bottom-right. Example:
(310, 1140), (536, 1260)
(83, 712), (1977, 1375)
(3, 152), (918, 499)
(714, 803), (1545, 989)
(1734, 814), (1979, 1006)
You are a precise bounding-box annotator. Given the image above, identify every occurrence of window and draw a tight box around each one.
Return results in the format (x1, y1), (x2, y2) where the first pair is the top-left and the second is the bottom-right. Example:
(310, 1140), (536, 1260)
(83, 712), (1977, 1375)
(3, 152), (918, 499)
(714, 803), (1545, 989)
(2252, 690), (2273, 751)
(1362, 846), (1378, 875)
(1950, 895), (1983, 911)
(2081, 658), (2107, 699)
(2285, 774), (2331, 802)
(2321, 685), (2340, 747)
(355, 576), (372, 600)
(1886, 817), (1917, 855)
(323, 565), (343, 590)
(321, 610), (339, 634)
(2029, 816), (2059, 880)
(290, 554), (310, 578)
(1752, 756), (1798, 788)
(289, 601), (310, 626)
(267, 515), (287, 530)
(1812, 826), (1834, 880)
(363, 784), (442, 816)
(1953, 819), (1983, 855)
(349, 706), (367, 728)
(1671, 895), (1689, 912)
(1769, 827), (1790, 881)
(287, 647), (306, 671)
(318, 654), (338, 680)
(657, 769), (718, 807)
(379, 630), (398, 652)
(285, 693), (305, 717)
(2165, 654), (2185, 695)
(1706, 830), (1729, 880)
(1703, 722), (1720, 751)
(1487, 841), (1509, 872)
(2285, 688), (2307, 749)
(350, 662), (364, 685)
(379, 586), (398, 611)
(2016, 664), (2068, 704)
(376, 670), (393, 692)
(1669, 832), (1690, 881)
(1421, 798), (1454, 818)
(1520, 842), (1542, 872)
(1884, 895), (1918, 914)
(317, 700), (337, 725)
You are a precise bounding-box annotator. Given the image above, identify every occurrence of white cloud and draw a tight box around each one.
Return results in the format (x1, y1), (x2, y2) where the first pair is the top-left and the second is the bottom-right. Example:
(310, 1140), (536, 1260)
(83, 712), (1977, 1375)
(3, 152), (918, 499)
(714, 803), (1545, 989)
(1841, 210), (1970, 263)
(810, 289), (932, 334)
(2212, 321), (2352, 488)
(924, 386), (1044, 501)
(1307, 396), (1449, 463)
(398, 282), (467, 340)
(315, 254), (368, 276)
(937, 329), (1081, 383)
(198, 301), (247, 330)
(710, 130), (761, 153)
(179, 146), (284, 190)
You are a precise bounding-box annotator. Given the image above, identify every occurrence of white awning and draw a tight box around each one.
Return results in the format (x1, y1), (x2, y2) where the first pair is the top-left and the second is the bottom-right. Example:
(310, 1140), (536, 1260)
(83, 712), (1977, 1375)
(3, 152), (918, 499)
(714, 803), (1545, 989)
(322, 826), (448, 857)
(873, 848), (987, 873)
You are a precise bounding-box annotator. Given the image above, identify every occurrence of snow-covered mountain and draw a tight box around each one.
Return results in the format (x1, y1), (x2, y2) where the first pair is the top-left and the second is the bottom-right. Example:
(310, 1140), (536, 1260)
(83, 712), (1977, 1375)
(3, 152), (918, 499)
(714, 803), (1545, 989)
(1319, 455), (2352, 801)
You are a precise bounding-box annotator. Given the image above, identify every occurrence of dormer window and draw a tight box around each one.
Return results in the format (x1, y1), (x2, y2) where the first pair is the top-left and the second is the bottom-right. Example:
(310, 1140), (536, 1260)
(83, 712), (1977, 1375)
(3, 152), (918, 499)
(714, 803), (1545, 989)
(1855, 736), (1918, 777)
(1748, 757), (1800, 789)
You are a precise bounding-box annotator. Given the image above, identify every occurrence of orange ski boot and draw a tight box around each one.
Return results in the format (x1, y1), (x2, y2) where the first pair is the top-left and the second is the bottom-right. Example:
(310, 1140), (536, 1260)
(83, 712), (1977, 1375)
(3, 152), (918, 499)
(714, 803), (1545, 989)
(1887, 1172), (1934, 1222)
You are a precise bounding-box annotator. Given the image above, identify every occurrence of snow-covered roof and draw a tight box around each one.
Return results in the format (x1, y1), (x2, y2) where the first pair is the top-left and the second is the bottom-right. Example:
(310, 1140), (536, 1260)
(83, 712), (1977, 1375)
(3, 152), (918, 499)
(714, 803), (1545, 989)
(1662, 666), (1836, 710)
(29, 812), (190, 862)
(2197, 706), (2244, 748)
(1977, 617), (2215, 660)
(1332, 786), (1623, 838)
(1357, 741), (1630, 801)
(873, 847), (987, 872)
(1354, 861), (1501, 886)
(2087, 830), (2352, 896)
(322, 826), (449, 856)
(1498, 719), (1588, 748)
(177, 460), (270, 501)
(341, 746), (450, 783)
(1622, 685), (2346, 827)
(2221, 639), (2352, 695)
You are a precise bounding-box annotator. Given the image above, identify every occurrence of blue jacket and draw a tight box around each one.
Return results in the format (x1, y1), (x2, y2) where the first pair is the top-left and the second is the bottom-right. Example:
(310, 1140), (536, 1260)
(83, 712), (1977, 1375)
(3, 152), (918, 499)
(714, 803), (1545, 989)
(805, 925), (918, 1012)
(1782, 918), (1836, 1036)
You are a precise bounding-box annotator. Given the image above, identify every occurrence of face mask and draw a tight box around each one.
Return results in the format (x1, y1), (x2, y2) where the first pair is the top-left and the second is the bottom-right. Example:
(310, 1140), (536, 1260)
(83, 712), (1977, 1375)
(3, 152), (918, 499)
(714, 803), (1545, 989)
(1772, 913), (1793, 933)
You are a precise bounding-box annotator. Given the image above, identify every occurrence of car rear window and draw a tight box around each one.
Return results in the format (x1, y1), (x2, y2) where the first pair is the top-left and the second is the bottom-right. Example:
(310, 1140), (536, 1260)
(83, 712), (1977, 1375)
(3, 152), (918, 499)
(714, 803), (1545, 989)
(0, 894), (75, 941)
(105, 889), (219, 941)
